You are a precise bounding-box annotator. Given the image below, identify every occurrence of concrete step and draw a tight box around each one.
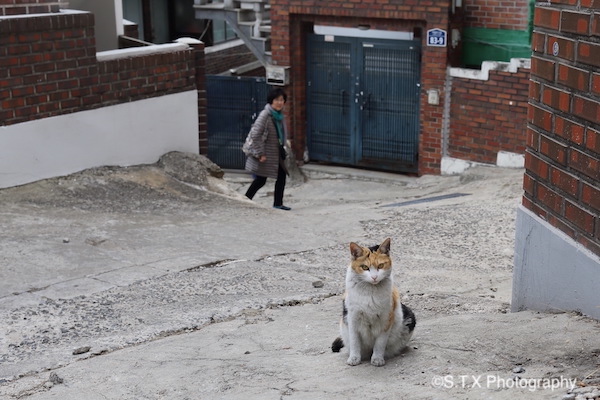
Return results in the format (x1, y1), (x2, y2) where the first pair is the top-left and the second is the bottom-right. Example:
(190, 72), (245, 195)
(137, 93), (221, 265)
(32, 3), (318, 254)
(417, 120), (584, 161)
(258, 23), (271, 34)
(194, 4), (256, 23)
(194, 0), (272, 65)
(195, 2), (269, 24)
(195, 0), (269, 9)
(251, 36), (271, 52)
(239, 21), (271, 38)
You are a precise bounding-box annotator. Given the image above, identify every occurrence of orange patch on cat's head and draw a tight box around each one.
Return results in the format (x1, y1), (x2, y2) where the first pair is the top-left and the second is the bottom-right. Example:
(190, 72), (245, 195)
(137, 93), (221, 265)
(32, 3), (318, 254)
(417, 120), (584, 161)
(349, 238), (392, 274)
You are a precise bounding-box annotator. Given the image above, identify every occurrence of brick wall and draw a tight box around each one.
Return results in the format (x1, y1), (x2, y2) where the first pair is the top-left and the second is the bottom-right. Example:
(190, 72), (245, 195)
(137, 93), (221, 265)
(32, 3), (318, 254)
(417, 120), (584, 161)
(271, 0), (451, 175)
(204, 43), (257, 75)
(449, 66), (530, 164)
(464, 0), (531, 30)
(525, 0), (600, 256)
(0, 11), (198, 127)
(0, 0), (61, 15)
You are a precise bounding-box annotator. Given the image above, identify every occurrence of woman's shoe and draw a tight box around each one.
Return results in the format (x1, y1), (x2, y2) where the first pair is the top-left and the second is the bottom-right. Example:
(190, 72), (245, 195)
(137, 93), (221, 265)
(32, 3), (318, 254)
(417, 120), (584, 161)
(273, 205), (291, 211)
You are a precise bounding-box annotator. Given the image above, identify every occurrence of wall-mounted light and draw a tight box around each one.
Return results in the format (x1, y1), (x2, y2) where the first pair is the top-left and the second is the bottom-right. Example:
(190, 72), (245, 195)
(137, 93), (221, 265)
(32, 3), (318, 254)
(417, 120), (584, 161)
(357, 24), (371, 31)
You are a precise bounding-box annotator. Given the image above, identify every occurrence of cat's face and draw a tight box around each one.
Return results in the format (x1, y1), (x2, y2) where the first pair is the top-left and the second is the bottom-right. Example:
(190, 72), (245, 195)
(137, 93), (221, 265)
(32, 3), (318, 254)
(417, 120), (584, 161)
(349, 238), (392, 285)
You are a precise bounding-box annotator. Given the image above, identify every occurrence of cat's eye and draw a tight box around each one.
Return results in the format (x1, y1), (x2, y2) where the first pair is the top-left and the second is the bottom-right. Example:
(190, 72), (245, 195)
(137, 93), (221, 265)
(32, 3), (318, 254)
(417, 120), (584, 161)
(361, 265), (369, 271)
(377, 264), (385, 269)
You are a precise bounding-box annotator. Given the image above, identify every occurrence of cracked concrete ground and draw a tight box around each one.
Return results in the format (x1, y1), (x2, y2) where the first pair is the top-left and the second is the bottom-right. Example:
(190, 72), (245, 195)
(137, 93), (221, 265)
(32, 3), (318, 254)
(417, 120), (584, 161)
(0, 156), (599, 400)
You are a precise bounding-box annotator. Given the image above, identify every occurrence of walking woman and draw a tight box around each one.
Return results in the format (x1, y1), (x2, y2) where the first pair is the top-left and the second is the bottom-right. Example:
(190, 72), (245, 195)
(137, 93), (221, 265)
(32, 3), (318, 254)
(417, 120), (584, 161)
(244, 88), (291, 210)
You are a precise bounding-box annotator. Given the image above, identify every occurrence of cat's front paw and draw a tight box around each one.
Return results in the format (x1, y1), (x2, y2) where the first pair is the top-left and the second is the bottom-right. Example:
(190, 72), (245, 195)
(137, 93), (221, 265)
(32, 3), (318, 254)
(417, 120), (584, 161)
(371, 356), (385, 367)
(347, 355), (361, 366)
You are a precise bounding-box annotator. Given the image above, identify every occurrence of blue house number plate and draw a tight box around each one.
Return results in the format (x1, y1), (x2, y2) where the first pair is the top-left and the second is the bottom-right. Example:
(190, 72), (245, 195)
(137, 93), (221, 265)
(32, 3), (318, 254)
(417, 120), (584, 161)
(427, 28), (447, 47)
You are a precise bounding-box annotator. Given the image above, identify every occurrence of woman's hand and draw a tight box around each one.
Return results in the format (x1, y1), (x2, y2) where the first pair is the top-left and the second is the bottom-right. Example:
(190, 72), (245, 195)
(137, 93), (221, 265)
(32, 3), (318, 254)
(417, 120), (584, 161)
(258, 155), (267, 163)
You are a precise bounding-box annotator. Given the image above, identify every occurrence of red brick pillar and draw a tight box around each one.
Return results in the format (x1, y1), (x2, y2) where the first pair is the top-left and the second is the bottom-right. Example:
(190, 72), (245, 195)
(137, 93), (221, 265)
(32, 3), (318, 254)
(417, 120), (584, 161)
(525, 1), (600, 256)
(179, 39), (207, 155)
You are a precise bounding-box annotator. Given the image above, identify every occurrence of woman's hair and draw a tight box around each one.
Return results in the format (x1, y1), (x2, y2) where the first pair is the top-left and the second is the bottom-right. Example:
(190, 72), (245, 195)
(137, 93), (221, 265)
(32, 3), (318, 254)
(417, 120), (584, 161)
(267, 88), (287, 104)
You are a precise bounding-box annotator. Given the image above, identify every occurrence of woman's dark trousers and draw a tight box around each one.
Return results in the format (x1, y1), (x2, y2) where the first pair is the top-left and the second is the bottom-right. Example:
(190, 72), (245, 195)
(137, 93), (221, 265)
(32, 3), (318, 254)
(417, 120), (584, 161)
(245, 164), (286, 206)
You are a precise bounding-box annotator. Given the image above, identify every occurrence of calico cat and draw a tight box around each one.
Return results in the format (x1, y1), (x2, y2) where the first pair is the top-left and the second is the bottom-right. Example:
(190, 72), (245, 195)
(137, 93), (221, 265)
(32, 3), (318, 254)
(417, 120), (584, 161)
(331, 238), (416, 366)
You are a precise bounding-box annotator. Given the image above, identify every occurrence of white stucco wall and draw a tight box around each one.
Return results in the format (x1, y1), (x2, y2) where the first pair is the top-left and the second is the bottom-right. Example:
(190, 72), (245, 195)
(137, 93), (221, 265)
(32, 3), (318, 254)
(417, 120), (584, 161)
(0, 91), (199, 189)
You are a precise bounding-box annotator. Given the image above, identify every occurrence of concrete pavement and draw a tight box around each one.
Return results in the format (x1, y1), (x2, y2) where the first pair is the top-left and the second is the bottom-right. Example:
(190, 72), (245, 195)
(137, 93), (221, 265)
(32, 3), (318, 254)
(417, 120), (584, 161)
(1, 155), (599, 399)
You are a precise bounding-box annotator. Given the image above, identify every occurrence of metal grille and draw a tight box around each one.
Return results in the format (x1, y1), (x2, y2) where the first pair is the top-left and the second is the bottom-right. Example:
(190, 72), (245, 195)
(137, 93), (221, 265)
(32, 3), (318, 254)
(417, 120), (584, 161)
(361, 45), (420, 166)
(306, 38), (352, 163)
(206, 75), (269, 169)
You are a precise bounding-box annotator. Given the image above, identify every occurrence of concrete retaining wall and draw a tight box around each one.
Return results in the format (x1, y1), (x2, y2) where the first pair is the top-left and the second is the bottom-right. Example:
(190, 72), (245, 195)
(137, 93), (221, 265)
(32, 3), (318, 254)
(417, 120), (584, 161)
(512, 206), (600, 320)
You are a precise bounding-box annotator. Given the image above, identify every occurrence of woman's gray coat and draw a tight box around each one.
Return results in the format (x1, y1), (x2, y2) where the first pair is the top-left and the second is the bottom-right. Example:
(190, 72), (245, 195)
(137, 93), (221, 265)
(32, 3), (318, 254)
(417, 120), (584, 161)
(244, 104), (288, 179)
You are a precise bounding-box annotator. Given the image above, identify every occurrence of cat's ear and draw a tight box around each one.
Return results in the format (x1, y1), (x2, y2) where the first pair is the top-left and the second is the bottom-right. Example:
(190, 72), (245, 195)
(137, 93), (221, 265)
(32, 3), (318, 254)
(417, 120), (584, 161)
(350, 242), (363, 259)
(378, 238), (391, 255)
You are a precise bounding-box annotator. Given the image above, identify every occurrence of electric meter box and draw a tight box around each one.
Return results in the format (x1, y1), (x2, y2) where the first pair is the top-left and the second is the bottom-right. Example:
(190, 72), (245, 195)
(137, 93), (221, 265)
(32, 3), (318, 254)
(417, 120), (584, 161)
(266, 65), (290, 86)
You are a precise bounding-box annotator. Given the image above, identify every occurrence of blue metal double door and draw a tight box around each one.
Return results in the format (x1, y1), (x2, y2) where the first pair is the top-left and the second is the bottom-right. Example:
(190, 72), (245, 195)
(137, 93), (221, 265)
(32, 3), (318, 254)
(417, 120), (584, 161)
(307, 34), (421, 173)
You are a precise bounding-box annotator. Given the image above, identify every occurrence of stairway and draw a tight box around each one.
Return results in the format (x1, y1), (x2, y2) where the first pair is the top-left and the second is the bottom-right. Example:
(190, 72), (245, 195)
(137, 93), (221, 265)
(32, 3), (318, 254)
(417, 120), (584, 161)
(194, 0), (272, 66)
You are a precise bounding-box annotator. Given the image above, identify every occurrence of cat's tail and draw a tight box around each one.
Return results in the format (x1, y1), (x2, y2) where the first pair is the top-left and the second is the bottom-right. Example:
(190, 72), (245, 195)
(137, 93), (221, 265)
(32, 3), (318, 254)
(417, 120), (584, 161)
(331, 337), (344, 352)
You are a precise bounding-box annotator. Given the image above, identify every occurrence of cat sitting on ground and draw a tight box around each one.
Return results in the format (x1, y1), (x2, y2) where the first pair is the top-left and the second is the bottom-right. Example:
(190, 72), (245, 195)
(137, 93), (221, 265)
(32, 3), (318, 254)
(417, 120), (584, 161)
(331, 238), (416, 366)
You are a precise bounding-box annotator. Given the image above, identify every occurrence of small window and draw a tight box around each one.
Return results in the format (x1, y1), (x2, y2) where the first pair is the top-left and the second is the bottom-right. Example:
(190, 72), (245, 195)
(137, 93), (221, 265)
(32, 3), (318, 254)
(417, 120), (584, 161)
(172, 0), (206, 40)
(212, 20), (237, 44)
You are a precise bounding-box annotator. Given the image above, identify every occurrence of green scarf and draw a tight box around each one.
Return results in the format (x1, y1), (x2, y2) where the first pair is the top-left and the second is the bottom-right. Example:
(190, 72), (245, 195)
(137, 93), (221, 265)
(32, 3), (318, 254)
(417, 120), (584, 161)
(271, 109), (284, 145)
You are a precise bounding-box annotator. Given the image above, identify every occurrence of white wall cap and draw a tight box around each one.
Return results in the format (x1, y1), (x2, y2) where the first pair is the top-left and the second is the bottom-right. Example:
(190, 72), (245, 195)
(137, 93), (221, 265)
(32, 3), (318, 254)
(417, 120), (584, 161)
(97, 43), (190, 61)
(449, 57), (531, 81)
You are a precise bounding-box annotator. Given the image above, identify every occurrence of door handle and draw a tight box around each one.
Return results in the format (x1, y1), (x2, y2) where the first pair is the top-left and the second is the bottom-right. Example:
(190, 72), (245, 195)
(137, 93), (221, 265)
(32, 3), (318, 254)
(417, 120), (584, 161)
(361, 93), (371, 116)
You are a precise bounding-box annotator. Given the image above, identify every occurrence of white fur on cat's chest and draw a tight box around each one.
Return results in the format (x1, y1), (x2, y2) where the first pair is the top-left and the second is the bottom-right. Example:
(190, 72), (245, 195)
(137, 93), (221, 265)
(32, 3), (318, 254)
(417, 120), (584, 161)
(346, 287), (393, 327)
(353, 307), (389, 332)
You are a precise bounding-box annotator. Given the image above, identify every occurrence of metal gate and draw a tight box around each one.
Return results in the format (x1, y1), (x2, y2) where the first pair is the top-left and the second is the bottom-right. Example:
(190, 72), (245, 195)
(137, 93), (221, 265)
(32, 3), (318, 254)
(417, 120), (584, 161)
(206, 75), (269, 169)
(307, 34), (421, 173)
